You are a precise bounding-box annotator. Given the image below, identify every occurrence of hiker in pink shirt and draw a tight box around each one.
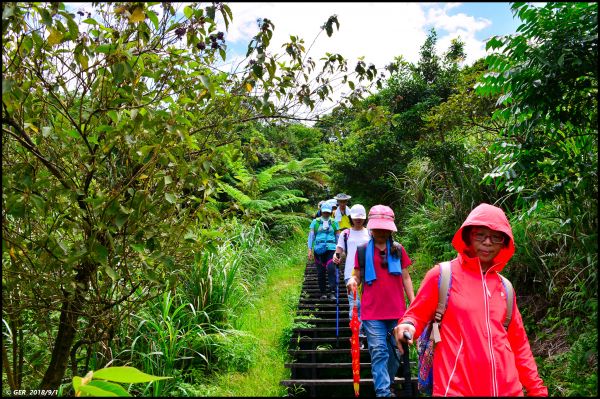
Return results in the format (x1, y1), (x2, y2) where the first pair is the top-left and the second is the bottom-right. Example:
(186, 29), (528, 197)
(346, 205), (415, 397)
(394, 203), (548, 396)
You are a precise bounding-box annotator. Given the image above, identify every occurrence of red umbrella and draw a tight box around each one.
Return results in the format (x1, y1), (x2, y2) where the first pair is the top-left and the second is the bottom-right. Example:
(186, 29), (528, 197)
(349, 289), (361, 397)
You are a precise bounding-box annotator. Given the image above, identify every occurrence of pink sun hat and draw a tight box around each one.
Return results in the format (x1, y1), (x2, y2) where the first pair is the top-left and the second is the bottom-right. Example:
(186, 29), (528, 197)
(366, 205), (397, 232)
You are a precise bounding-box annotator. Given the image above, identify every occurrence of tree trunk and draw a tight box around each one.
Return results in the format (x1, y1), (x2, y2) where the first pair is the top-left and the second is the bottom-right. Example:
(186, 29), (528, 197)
(39, 262), (94, 390)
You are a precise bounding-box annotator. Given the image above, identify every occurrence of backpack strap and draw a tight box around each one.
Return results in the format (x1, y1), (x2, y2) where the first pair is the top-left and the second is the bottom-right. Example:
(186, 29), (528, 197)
(357, 243), (367, 282)
(432, 261), (452, 343)
(499, 274), (514, 330)
(343, 229), (350, 252)
(311, 219), (320, 248)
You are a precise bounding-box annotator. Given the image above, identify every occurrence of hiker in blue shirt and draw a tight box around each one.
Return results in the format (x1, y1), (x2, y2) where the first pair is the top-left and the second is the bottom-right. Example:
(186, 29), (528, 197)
(308, 202), (340, 300)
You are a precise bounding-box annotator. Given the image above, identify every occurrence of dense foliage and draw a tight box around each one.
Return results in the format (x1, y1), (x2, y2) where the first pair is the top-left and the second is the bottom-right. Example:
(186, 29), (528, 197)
(320, 3), (597, 396)
(1, 2), (369, 394)
(2, 1), (597, 397)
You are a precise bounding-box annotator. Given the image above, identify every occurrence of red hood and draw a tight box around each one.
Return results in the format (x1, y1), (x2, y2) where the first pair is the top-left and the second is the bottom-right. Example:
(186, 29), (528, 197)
(451, 203), (515, 272)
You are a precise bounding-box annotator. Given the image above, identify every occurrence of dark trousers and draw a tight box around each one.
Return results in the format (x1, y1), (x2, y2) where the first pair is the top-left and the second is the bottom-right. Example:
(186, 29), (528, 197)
(314, 250), (337, 294)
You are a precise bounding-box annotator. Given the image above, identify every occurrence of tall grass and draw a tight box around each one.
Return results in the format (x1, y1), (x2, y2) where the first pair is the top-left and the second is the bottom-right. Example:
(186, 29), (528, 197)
(104, 217), (309, 396)
(194, 227), (308, 396)
(123, 291), (208, 396)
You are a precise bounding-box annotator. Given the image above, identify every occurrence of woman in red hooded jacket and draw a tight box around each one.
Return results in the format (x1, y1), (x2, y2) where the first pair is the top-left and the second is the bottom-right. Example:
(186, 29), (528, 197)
(393, 203), (548, 396)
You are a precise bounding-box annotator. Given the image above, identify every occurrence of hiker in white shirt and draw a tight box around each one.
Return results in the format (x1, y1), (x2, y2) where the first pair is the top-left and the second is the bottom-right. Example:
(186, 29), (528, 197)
(333, 204), (370, 346)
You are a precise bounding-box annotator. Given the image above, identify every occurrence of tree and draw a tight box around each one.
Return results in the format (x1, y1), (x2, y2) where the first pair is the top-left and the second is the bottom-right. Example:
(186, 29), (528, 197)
(2, 2), (378, 390)
(475, 1), (597, 316)
(321, 30), (465, 209)
(476, 2), (597, 209)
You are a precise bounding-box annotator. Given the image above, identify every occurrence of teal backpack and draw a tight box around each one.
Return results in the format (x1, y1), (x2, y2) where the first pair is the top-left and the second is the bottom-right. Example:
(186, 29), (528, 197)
(312, 218), (338, 255)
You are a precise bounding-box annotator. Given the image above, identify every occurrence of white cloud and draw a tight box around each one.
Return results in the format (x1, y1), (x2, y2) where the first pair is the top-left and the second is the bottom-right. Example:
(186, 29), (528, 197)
(223, 3), (500, 67)
(63, 3), (505, 119)
(217, 3), (502, 117)
(226, 3), (428, 68)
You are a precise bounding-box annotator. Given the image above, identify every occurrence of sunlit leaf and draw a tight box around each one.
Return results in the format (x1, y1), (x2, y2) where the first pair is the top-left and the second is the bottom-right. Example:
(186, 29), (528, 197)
(47, 28), (63, 46)
(93, 367), (171, 383)
(129, 7), (146, 23)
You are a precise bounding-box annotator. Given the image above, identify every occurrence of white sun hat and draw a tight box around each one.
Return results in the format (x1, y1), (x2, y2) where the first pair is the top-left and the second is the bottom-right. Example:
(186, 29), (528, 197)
(349, 204), (367, 219)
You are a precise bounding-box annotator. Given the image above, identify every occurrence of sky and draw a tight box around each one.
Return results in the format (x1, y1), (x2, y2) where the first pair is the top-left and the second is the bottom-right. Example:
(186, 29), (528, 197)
(64, 2), (526, 118)
(222, 2), (522, 69)
(217, 2), (524, 115)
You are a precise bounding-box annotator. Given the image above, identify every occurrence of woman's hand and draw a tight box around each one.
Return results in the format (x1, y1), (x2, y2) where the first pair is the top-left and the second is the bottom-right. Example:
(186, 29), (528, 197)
(393, 323), (416, 355)
(308, 249), (314, 261)
(346, 276), (358, 296)
(332, 252), (342, 264)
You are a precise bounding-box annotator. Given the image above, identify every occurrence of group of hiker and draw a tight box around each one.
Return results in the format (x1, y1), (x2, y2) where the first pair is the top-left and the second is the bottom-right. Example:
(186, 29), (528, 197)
(307, 195), (548, 397)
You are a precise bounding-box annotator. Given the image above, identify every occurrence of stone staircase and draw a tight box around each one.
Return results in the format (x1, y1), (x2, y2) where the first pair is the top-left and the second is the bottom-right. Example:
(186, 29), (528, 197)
(280, 262), (417, 397)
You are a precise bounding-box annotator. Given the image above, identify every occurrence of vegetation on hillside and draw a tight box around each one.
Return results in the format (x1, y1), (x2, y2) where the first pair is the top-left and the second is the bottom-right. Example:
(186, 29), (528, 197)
(2, 2), (597, 397)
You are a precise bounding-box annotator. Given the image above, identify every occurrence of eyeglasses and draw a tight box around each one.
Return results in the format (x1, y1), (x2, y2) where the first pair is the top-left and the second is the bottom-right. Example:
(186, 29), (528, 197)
(379, 250), (388, 269)
(471, 231), (505, 244)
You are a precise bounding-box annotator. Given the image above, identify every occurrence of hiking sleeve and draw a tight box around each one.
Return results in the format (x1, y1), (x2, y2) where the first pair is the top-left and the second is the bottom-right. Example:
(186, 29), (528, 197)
(507, 301), (549, 396)
(398, 265), (440, 338)
(307, 220), (315, 249)
(336, 230), (345, 250)
(399, 245), (412, 269)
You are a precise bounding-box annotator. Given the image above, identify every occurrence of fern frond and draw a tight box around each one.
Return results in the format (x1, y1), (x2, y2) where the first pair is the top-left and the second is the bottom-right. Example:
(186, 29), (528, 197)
(262, 176), (296, 190)
(256, 164), (285, 190)
(218, 182), (253, 205)
(245, 199), (274, 212)
(270, 193), (309, 209)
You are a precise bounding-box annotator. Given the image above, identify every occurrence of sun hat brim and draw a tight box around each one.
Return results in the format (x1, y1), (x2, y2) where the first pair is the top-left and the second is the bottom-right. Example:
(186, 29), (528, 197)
(367, 219), (397, 232)
(334, 193), (351, 200)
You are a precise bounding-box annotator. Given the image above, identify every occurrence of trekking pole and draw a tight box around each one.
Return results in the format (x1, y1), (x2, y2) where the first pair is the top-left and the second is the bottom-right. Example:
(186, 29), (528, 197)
(387, 330), (413, 397)
(401, 331), (413, 397)
(335, 262), (340, 348)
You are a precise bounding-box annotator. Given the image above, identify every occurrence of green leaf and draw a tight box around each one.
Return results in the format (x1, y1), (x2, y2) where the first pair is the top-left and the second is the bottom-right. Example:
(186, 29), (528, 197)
(2, 79), (14, 94)
(66, 15), (79, 39)
(113, 62), (125, 83)
(164, 193), (176, 204)
(199, 75), (214, 97)
(39, 8), (53, 26)
(108, 110), (119, 124)
(199, 75), (210, 90)
(47, 28), (64, 46)
(115, 213), (128, 229)
(77, 53), (89, 70)
(2, 4), (15, 19)
(96, 44), (114, 53)
(207, 6), (216, 20)
(93, 243), (108, 266)
(146, 10), (159, 30)
(22, 36), (33, 54)
(104, 264), (117, 281)
(82, 18), (98, 25)
(183, 6), (193, 19)
(88, 380), (131, 397)
(78, 384), (118, 397)
(130, 243), (145, 253)
(93, 367), (171, 383)
(73, 376), (83, 392)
